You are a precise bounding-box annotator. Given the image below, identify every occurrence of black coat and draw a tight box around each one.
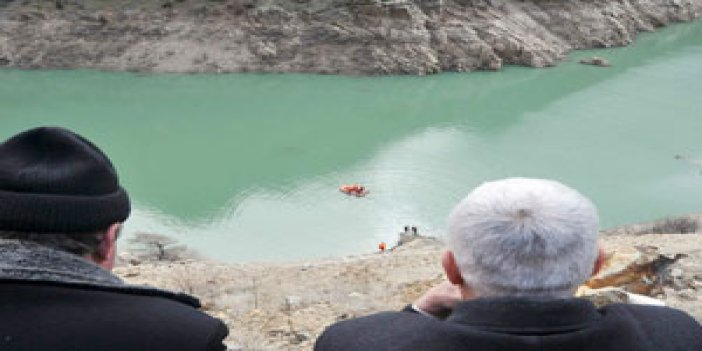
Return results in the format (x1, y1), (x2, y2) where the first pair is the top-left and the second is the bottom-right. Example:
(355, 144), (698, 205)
(0, 280), (229, 351)
(315, 298), (702, 351)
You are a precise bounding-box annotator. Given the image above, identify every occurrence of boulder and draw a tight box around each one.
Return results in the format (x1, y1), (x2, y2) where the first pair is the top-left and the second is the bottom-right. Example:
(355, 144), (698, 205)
(579, 56), (611, 67)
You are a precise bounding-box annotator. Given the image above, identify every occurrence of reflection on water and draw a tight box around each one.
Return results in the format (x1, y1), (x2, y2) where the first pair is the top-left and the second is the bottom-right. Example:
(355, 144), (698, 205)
(123, 127), (478, 261)
(1, 21), (702, 262)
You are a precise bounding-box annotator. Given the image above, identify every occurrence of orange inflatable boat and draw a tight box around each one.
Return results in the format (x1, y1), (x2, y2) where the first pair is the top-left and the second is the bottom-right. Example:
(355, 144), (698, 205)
(339, 184), (368, 197)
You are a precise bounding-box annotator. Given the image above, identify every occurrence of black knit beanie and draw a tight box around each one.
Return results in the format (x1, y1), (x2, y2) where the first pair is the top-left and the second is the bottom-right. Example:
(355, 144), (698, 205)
(0, 127), (131, 233)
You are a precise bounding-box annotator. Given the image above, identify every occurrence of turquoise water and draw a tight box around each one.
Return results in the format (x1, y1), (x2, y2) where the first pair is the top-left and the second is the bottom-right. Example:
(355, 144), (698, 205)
(1, 21), (701, 262)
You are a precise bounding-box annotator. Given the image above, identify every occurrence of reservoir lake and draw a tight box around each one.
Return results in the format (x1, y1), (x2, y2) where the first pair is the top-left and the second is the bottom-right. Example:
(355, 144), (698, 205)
(1, 21), (701, 262)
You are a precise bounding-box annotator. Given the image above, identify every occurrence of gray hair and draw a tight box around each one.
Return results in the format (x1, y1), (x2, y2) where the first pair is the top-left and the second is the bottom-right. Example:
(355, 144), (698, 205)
(447, 178), (599, 298)
(0, 230), (107, 257)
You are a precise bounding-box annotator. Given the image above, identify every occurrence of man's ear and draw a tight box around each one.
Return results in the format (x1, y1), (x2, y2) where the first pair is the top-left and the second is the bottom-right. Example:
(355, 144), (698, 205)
(91, 223), (120, 270)
(592, 246), (606, 276)
(442, 250), (464, 286)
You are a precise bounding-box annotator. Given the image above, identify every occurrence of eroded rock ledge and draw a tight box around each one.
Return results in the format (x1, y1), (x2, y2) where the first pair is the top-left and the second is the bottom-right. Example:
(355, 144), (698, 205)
(1, 0), (700, 75)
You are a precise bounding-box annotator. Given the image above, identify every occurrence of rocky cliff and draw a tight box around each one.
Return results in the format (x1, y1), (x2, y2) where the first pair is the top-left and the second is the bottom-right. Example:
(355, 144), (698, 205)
(1, 0), (700, 75)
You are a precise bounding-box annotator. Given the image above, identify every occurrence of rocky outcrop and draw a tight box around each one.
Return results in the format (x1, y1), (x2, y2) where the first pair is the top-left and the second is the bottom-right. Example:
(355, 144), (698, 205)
(0, 0), (700, 75)
(578, 245), (696, 306)
(580, 56), (611, 67)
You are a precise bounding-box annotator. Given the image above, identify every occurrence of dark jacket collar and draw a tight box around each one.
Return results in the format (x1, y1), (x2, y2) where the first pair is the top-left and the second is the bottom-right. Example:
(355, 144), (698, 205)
(447, 297), (602, 334)
(0, 239), (123, 286)
(0, 239), (201, 308)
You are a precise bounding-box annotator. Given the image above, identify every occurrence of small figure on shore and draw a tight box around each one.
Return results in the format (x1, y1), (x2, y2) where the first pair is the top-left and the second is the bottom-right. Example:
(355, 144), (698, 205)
(579, 56), (611, 67)
(397, 225), (420, 247)
(402, 226), (419, 236)
(340, 184), (369, 197)
(378, 242), (387, 253)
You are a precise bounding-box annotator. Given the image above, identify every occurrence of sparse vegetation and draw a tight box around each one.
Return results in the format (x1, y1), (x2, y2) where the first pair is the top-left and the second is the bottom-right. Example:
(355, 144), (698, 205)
(642, 217), (699, 235)
(602, 216), (701, 236)
(114, 233), (702, 350)
(128, 232), (195, 261)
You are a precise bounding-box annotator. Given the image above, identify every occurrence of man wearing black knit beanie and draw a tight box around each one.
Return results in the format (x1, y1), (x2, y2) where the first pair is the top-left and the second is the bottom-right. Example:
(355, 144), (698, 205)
(0, 127), (229, 351)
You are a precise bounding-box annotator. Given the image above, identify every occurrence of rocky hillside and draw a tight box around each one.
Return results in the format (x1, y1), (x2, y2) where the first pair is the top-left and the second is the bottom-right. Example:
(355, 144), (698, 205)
(115, 231), (702, 350)
(1, 0), (700, 74)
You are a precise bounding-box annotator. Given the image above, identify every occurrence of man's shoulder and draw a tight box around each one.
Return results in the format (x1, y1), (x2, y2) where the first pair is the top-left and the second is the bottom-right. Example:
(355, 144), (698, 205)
(602, 303), (701, 332)
(61, 281), (227, 332)
(108, 291), (230, 349)
(603, 302), (699, 321)
(600, 303), (702, 348)
(315, 309), (448, 351)
(0, 281), (229, 351)
(2, 279), (211, 320)
(325, 309), (429, 330)
(315, 303), (702, 351)
(99, 284), (218, 320)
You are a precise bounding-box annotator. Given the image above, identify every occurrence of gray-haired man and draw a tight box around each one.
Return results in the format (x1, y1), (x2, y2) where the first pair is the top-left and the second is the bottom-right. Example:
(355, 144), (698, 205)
(315, 178), (702, 351)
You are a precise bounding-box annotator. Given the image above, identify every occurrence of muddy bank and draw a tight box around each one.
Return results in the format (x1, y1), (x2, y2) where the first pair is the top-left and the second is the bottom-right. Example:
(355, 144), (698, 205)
(1, 0), (700, 75)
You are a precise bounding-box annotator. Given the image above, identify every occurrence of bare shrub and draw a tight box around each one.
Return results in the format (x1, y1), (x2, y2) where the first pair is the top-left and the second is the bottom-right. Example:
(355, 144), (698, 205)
(128, 232), (195, 261)
(644, 218), (699, 235)
(170, 266), (205, 296)
(167, 265), (226, 310)
(603, 216), (701, 236)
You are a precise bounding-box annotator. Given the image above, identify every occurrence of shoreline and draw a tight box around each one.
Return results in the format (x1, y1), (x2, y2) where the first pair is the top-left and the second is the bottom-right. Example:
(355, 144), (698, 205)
(1, 0), (701, 75)
(119, 212), (702, 267)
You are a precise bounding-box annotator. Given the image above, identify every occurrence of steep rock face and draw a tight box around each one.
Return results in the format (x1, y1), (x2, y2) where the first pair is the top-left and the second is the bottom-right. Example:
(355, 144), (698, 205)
(0, 0), (700, 74)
